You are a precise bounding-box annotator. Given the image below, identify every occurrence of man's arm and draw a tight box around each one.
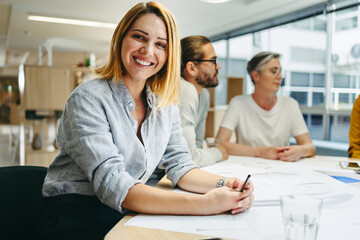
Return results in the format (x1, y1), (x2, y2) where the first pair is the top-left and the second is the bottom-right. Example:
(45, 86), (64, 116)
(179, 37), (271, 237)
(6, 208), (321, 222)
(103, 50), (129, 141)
(179, 84), (225, 166)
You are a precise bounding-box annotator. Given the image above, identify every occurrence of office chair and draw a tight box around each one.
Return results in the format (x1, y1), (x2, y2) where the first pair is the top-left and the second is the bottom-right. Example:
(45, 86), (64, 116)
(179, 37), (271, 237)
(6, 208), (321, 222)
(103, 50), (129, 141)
(0, 166), (47, 240)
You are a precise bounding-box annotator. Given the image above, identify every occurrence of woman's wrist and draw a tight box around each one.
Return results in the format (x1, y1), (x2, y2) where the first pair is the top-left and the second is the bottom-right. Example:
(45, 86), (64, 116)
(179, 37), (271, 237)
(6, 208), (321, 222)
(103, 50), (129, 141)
(216, 177), (227, 188)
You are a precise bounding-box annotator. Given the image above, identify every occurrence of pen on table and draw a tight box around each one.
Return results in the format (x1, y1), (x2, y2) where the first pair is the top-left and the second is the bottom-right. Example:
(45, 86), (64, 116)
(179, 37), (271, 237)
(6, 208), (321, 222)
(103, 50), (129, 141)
(240, 174), (251, 192)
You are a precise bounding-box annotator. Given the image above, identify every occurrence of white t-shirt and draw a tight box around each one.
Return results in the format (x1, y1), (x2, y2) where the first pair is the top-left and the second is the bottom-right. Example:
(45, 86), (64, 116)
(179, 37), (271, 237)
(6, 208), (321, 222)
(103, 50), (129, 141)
(220, 95), (308, 147)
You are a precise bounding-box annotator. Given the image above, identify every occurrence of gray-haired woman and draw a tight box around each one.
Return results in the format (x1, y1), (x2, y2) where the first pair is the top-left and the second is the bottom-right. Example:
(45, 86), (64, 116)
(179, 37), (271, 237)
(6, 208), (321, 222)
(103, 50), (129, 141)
(216, 51), (315, 162)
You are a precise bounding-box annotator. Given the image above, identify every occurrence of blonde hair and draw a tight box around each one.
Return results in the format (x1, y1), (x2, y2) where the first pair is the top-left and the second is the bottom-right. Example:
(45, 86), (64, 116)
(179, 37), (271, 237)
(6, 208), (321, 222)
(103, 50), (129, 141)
(95, 1), (180, 110)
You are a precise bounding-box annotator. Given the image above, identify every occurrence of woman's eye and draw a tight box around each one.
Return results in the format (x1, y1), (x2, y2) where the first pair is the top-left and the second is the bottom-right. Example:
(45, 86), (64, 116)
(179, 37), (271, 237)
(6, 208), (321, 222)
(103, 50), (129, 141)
(133, 34), (144, 40)
(157, 42), (166, 49)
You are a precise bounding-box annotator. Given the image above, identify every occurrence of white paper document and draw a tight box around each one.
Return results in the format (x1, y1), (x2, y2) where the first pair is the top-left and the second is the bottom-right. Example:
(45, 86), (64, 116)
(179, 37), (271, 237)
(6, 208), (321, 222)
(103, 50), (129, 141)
(126, 156), (360, 239)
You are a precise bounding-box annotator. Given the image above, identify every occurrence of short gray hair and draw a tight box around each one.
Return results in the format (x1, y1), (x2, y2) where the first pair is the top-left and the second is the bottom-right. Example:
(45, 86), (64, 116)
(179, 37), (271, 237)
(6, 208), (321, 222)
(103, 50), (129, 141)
(247, 51), (280, 83)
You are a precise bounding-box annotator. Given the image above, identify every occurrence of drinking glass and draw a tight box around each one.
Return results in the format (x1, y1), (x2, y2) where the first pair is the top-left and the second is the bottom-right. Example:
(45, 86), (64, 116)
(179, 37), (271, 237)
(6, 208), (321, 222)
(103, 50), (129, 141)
(280, 194), (323, 240)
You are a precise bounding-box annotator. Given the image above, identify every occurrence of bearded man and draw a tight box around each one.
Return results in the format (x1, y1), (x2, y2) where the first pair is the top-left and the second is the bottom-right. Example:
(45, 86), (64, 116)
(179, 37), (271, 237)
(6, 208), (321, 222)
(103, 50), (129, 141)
(179, 35), (228, 166)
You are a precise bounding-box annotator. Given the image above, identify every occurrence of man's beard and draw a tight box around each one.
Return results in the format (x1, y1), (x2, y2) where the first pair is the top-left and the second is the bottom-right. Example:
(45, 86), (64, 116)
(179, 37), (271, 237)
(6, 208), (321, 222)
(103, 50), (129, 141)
(196, 71), (219, 88)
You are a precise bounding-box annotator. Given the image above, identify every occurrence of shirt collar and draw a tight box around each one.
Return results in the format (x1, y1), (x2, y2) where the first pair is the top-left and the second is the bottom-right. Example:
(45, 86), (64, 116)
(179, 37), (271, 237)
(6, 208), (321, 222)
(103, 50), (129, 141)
(107, 79), (157, 110)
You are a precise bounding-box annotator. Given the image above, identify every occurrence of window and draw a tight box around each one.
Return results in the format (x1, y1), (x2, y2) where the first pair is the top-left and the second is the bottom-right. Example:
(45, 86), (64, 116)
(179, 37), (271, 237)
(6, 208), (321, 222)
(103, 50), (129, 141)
(290, 92), (308, 105)
(313, 93), (324, 106)
(291, 72), (310, 87)
(314, 18), (327, 31)
(212, 40), (228, 105)
(211, 1), (360, 143)
(228, 59), (247, 77)
(303, 114), (323, 140)
(215, 76), (228, 105)
(291, 18), (311, 30)
(313, 73), (325, 87)
(334, 74), (351, 88)
(336, 16), (358, 31)
(330, 115), (351, 143)
(335, 5), (358, 31)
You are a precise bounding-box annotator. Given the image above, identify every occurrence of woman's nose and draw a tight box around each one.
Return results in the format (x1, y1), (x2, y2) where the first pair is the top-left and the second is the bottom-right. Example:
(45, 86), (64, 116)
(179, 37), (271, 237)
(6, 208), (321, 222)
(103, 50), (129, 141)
(140, 43), (154, 55)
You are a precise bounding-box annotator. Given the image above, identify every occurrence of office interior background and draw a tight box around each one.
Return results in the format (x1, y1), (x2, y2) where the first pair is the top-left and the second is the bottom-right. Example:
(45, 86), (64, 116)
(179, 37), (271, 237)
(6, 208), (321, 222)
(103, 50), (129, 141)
(0, 0), (359, 166)
(211, 0), (360, 147)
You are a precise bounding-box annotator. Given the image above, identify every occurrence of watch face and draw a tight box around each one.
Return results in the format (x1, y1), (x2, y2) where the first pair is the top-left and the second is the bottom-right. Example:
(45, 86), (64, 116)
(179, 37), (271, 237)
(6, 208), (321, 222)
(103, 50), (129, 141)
(216, 177), (226, 188)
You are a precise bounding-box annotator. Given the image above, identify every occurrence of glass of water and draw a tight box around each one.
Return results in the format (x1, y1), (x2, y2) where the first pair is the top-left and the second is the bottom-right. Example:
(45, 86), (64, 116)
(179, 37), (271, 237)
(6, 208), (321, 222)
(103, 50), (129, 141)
(280, 194), (323, 240)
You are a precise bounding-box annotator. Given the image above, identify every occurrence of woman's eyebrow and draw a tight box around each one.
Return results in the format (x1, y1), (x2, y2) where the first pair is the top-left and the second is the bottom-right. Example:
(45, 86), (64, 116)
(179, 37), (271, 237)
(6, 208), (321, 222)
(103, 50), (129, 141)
(131, 28), (167, 41)
(270, 66), (281, 70)
(132, 29), (148, 35)
(158, 37), (167, 41)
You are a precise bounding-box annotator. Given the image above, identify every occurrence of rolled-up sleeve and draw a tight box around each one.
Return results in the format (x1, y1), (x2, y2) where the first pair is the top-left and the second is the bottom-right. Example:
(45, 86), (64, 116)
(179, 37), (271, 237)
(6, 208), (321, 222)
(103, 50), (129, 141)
(159, 105), (197, 186)
(58, 93), (140, 212)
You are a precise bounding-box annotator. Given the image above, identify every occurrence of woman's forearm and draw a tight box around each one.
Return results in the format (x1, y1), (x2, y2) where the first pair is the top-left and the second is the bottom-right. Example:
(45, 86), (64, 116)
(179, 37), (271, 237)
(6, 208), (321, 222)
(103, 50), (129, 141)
(300, 142), (316, 158)
(176, 168), (222, 193)
(122, 168), (222, 214)
(221, 141), (259, 157)
(122, 183), (205, 215)
(122, 179), (254, 216)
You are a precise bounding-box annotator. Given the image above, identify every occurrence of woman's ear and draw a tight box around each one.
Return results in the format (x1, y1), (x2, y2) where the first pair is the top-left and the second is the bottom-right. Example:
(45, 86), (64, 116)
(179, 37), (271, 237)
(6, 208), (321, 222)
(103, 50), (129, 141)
(251, 71), (260, 83)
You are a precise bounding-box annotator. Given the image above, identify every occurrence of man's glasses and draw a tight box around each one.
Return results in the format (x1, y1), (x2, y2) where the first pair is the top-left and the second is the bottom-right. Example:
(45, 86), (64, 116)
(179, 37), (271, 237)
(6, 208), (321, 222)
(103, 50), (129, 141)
(189, 58), (218, 67)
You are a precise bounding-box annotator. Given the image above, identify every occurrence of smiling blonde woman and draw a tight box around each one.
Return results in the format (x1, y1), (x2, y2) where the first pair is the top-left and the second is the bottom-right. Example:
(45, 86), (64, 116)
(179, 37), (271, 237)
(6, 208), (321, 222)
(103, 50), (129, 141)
(37, 2), (254, 240)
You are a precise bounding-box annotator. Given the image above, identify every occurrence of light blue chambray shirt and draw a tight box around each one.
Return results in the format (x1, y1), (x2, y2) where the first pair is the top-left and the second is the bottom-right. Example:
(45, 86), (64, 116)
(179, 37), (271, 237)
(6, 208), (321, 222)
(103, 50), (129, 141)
(42, 79), (197, 213)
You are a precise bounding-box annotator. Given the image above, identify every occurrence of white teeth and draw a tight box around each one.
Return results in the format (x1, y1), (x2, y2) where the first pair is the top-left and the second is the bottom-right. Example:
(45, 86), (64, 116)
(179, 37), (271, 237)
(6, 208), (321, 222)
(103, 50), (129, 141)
(135, 58), (151, 66)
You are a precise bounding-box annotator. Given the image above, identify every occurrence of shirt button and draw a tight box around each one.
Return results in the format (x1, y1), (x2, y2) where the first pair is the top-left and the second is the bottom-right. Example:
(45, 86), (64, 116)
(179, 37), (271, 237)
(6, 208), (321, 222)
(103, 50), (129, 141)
(133, 124), (137, 129)
(129, 103), (134, 107)
(120, 103), (123, 107)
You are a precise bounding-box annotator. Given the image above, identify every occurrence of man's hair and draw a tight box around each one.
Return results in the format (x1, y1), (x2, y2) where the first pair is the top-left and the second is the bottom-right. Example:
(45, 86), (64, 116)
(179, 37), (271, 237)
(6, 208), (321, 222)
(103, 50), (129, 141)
(95, 1), (180, 110)
(247, 51), (280, 83)
(180, 35), (211, 77)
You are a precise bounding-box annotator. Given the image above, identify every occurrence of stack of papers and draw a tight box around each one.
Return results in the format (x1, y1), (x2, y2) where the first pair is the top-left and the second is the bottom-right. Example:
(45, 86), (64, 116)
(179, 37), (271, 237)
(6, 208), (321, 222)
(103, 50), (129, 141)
(126, 156), (360, 240)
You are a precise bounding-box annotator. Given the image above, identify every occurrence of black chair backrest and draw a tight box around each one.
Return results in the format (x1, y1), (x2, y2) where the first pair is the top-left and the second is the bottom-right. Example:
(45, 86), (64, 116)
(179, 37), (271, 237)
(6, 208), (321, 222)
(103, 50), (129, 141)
(0, 166), (47, 240)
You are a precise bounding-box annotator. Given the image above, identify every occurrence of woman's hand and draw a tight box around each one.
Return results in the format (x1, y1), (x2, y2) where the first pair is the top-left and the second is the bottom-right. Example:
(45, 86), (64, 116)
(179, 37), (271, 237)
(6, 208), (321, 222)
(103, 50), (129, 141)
(223, 177), (250, 191)
(277, 145), (303, 161)
(257, 146), (280, 159)
(201, 184), (254, 215)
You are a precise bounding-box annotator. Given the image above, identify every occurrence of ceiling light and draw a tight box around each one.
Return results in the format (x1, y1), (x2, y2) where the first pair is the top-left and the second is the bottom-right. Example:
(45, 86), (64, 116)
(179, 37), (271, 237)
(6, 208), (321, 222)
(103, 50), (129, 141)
(28, 15), (117, 29)
(200, 0), (232, 3)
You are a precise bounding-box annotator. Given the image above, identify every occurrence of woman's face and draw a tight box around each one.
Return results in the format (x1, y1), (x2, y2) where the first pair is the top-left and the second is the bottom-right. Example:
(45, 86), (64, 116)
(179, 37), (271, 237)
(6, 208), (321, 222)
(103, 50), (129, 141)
(121, 13), (168, 83)
(254, 58), (282, 93)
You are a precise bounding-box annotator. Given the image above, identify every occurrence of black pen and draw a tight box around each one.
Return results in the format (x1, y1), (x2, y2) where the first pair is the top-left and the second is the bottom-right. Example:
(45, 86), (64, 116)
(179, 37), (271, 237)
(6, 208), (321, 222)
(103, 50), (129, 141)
(240, 174), (251, 192)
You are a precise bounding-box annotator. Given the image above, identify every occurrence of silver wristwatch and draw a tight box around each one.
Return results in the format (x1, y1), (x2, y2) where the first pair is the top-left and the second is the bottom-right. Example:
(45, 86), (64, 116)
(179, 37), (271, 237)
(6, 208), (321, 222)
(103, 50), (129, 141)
(216, 177), (227, 188)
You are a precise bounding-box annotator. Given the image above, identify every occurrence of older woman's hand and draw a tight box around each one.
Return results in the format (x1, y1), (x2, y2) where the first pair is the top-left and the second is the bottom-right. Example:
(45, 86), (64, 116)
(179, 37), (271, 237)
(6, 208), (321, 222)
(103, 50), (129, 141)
(257, 146), (280, 159)
(277, 145), (303, 161)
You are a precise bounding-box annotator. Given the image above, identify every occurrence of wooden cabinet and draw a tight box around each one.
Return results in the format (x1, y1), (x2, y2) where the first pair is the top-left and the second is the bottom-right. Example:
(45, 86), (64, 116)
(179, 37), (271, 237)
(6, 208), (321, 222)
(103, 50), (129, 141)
(227, 77), (244, 104)
(12, 66), (95, 167)
(18, 66), (75, 166)
(205, 77), (243, 138)
(24, 66), (72, 110)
